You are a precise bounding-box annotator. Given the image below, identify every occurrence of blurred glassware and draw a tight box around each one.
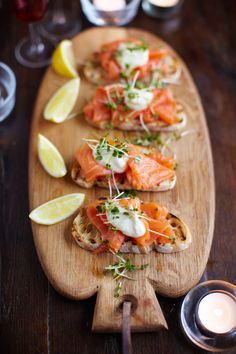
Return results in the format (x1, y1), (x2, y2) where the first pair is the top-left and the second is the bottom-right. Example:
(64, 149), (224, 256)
(12, 0), (54, 68)
(0, 63), (16, 122)
(142, 0), (183, 19)
(80, 0), (141, 26)
(180, 280), (236, 352)
(39, 0), (81, 42)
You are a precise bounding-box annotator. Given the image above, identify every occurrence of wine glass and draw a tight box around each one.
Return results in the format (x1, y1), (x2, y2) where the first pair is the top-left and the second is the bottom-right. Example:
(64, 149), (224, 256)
(12, 0), (54, 68)
(39, 0), (81, 43)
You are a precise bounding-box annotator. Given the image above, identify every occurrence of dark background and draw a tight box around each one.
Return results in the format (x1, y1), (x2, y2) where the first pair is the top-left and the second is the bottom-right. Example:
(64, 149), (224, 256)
(0, 0), (236, 353)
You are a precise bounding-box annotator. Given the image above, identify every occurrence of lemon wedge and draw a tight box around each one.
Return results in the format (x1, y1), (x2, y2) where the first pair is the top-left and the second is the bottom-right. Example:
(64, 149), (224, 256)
(44, 78), (80, 123)
(29, 193), (85, 225)
(52, 40), (78, 78)
(38, 134), (67, 177)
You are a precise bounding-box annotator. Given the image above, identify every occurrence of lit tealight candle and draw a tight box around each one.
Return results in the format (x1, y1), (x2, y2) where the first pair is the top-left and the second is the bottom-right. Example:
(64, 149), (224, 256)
(196, 292), (236, 335)
(142, 0), (183, 19)
(149, 0), (179, 7)
(93, 0), (126, 11)
(180, 281), (236, 351)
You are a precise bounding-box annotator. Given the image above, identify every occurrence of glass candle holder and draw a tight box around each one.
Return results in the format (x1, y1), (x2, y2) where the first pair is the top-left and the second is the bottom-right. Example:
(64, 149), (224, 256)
(80, 0), (141, 26)
(180, 280), (236, 352)
(0, 63), (16, 122)
(142, 0), (183, 19)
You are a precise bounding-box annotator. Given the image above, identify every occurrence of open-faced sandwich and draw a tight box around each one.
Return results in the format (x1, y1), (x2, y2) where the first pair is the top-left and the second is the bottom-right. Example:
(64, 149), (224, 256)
(84, 38), (181, 85)
(72, 192), (192, 254)
(71, 135), (176, 192)
(83, 75), (186, 132)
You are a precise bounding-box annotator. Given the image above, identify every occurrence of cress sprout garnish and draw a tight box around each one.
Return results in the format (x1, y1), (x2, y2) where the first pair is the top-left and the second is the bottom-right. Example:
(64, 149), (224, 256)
(132, 133), (164, 147)
(131, 129), (195, 159)
(105, 251), (149, 283)
(114, 282), (122, 298)
(96, 195), (140, 221)
(112, 252), (148, 297)
(83, 135), (142, 176)
(105, 101), (117, 110)
(95, 136), (128, 161)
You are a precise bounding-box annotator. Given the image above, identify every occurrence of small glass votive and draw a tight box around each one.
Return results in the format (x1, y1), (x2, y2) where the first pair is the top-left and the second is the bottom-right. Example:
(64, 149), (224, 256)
(0, 62), (16, 122)
(80, 0), (141, 26)
(142, 0), (183, 20)
(180, 280), (236, 352)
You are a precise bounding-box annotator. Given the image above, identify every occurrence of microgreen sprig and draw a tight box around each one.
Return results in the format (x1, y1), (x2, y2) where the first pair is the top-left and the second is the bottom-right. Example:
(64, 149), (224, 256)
(105, 251), (149, 281)
(132, 133), (164, 147)
(83, 135), (142, 171)
(114, 282), (123, 298)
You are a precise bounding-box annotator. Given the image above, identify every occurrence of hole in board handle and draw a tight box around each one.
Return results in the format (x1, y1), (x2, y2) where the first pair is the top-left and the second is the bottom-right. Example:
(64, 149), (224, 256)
(117, 295), (138, 314)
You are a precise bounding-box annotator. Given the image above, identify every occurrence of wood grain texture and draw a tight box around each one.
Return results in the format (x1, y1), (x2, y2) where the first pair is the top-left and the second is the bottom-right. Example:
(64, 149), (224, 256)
(28, 27), (214, 332)
(1, 1), (236, 353)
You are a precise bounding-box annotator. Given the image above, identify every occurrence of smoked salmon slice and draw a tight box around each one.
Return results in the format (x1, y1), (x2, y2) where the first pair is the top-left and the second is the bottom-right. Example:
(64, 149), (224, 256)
(126, 145), (175, 190)
(87, 200), (125, 252)
(140, 202), (174, 244)
(75, 144), (112, 183)
(74, 138), (176, 191)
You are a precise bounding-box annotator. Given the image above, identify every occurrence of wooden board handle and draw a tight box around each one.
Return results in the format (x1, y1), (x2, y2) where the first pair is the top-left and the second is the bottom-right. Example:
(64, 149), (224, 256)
(92, 279), (168, 333)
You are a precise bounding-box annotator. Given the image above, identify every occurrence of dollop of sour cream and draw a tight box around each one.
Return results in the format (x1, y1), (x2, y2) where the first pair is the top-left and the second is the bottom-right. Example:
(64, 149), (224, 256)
(93, 146), (129, 173)
(124, 88), (154, 111)
(116, 43), (149, 72)
(106, 204), (146, 238)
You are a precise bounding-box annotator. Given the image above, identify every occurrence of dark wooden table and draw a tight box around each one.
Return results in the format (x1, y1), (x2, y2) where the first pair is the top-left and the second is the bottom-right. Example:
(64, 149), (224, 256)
(1, 0), (236, 353)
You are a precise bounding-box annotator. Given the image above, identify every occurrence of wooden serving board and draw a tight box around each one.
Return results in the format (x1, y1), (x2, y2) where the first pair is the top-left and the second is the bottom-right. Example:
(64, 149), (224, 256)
(29, 28), (215, 332)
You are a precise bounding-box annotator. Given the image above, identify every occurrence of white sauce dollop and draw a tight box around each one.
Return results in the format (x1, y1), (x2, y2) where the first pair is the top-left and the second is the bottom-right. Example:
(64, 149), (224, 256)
(106, 204), (146, 238)
(124, 88), (153, 111)
(116, 43), (149, 72)
(93, 146), (129, 173)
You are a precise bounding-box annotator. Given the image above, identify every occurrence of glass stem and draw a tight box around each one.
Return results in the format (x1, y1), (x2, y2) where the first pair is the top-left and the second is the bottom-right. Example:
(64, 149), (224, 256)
(28, 23), (44, 54)
(55, 0), (63, 11)
(52, 0), (66, 25)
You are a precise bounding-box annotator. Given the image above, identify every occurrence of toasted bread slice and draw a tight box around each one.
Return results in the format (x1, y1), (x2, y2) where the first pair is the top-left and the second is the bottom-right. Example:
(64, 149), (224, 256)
(72, 208), (192, 254)
(71, 159), (176, 192)
(84, 102), (186, 132)
(84, 60), (108, 85)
